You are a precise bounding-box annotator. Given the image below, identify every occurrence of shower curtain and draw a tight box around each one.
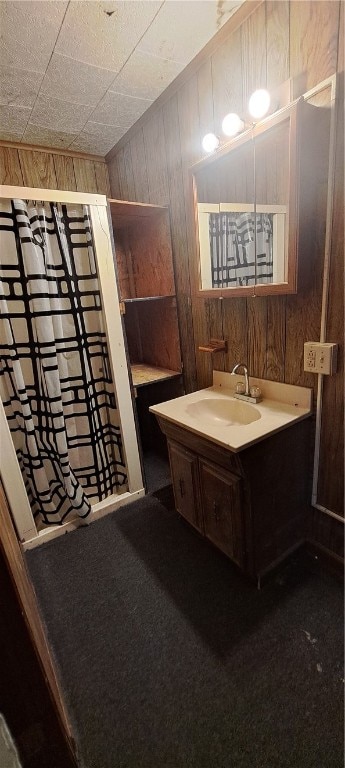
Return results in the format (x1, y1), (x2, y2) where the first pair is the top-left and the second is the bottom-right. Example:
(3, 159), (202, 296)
(0, 198), (127, 529)
(209, 211), (274, 288)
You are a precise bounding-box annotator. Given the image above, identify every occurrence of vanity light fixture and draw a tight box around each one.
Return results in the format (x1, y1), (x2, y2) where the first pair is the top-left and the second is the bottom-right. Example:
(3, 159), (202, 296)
(248, 89), (271, 120)
(202, 132), (220, 153)
(202, 89), (273, 151)
(221, 112), (245, 137)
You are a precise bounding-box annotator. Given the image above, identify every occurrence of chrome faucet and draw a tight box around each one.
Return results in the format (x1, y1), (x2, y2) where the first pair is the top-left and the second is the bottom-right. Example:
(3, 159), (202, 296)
(231, 363), (250, 395)
(231, 363), (262, 403)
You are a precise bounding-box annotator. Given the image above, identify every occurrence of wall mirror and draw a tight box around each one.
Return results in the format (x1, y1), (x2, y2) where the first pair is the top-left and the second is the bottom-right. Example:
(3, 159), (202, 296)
(191, 77), (335, 298)
(191, 103), (298, 297)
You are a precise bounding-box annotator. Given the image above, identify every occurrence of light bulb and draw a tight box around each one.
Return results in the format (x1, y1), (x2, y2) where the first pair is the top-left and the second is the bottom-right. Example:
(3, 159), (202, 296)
(248, 89), (271, 120)
(222, 113), (244, 137)
(202, 133), (220, 153)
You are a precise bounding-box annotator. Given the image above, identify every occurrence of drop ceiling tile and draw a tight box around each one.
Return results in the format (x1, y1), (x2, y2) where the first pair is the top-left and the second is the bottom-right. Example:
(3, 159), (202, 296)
(110, 49), (184, 101)
(138, 0), (242, 63)
(0, 104), (31, 134)
(22, 123), (77, 150)
(0, 128), (23, 142)
(0, 1), (68, 72)
(30, 95), (93, 134)
(55, 1), (162, 73)
(91, 91), (152, 128)
(0, 65), (44, 108)
(71, 124), (125, 156)
(40, 54), (118, 107)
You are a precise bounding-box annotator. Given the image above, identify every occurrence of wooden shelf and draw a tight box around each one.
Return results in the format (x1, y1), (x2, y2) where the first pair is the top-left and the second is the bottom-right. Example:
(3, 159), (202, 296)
(123, 295), (176, 304)
(109, 199), (168, 228)
(131, 363), (181, 388)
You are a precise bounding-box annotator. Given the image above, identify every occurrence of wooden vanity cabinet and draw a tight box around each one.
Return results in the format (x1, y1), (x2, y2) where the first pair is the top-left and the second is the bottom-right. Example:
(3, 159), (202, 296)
(199, 459), (245, 567)
(168, 442), (201, 532)
(157, 417), (312, 582)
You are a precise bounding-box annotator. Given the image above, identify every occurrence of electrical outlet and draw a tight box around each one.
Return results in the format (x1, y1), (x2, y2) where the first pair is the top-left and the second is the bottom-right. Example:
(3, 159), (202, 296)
(304, 342), (338, 375)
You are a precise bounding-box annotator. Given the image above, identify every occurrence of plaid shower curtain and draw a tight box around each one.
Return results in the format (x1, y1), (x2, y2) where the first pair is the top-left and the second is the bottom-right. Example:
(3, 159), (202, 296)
(0, 199), (127, 529)
(209, 211), (274, 288)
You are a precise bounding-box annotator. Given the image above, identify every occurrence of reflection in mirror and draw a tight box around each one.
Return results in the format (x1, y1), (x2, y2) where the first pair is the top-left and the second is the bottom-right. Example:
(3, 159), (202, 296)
(198, 203), (287, 289)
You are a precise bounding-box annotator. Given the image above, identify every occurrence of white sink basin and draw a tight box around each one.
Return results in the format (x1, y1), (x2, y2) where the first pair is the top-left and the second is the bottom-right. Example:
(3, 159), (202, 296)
(185, 398), (261, 426)
(149, 374), (312, 453)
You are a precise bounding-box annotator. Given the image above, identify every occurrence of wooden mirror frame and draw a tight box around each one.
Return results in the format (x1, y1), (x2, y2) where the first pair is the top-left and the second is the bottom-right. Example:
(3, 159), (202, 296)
(190, 99), (302, 298)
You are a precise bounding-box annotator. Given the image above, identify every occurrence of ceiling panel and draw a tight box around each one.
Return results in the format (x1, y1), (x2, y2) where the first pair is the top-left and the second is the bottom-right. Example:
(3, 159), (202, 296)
(22, 124), (78, 149)
(109, 49), (184, 101)
(0, 65), (44, 108)
(137, 0), (242, 63)
(0, 0), (245, 156)
(40, 53), (118, 107)
(92, 90), (152, 128)
(55, 1), (162, 72)
(0, 104), (31, 136)
(0, 1), (68, 72)
(30, 95), (94, 133)
(71, 122), (126, 155)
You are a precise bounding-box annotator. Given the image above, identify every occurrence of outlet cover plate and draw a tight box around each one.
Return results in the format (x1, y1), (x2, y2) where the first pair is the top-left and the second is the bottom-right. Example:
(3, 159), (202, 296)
(304, 342), (338, 375)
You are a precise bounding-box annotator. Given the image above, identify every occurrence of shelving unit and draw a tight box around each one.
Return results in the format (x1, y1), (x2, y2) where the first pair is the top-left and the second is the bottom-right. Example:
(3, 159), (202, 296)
(108, 199), (183, 488)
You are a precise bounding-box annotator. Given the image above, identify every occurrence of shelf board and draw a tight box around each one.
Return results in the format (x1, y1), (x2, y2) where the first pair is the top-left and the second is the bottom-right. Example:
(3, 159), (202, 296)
(123, 294), (176, 304)
(131, 363), (181, 387)
(109, 199), (168, 228)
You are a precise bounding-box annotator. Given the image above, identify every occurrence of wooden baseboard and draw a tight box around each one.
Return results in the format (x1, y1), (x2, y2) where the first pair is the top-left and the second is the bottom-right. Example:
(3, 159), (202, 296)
(305, 540), (344, 582)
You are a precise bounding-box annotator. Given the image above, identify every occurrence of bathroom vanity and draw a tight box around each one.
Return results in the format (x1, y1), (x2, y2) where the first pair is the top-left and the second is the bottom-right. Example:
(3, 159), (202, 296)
(150, 372), (313, 582)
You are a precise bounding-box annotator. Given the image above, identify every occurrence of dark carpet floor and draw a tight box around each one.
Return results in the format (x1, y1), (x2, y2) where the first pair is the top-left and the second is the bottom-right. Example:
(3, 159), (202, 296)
(26, 495), (344, 768)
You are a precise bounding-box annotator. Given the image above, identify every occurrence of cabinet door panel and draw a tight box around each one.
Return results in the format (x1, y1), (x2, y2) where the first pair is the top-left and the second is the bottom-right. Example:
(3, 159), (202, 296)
(200, 460), (244, 566)
(168, 441), (201, 531)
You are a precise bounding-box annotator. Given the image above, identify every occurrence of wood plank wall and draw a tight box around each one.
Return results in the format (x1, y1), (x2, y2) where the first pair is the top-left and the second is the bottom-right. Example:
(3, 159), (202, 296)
(0, 143), (111, 195)
(106, 0), (344, 559)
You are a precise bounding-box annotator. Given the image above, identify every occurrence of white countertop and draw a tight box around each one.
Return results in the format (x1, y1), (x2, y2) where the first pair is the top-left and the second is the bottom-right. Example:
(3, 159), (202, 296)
(150, 374), (313, 453)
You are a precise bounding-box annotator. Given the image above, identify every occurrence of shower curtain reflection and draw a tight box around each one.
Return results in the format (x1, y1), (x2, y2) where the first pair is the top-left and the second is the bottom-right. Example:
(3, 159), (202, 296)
(0, 198), (127, 529)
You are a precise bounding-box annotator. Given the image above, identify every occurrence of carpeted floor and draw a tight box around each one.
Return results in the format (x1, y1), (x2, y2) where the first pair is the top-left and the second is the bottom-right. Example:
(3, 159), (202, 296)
(26, 495), (344, 768)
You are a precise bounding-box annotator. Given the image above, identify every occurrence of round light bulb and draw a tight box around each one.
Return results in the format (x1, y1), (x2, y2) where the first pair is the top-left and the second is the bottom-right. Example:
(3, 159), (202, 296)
(222, 113), (244, 137)
(202, 133), (220, 153)
(248, 89), (271, 120)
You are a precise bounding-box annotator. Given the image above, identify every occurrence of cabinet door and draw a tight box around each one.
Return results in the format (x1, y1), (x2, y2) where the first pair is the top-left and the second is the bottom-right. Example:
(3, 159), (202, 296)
(168, 441), (201, 531)
(199, 459), (244, 567)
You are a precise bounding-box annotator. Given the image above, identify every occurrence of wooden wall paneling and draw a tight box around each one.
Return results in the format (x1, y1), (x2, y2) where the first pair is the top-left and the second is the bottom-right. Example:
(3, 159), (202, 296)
(53, 155), (77, 191)
(142, 110), (170, 206)
(241, 2), (267, 106)
(338, 0), (344, 72)
(123, 143), (136, 200)
(163, 94), (197, 392)
(266, 296), (286, 381)
(129, 214), (175, 298)
(309, 507), (344, 564)
(123, 303), (143, 363)
(0, 483), (75, 759)
(18, 149), (57, 189)
(222, 298), (248, 373)
(0, 146), (24, 185)
(129, 129), (150, 202)
(178, 75), (215, 389)
(266, 0), (290, 90)
(94, 161), (111, 196)
(197, 58), (216, 141)
(317, 74), (344, 516)
(107, 156), (122, 199)
(246, 296), (268, 379)
(211, 25), (243, 126)
(115, 147), (130, 199)
(193, 295), (225, 391)
(135, 299), (181, 372)
(72, 157), (97, 193)
(290, 0), (340, 94)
